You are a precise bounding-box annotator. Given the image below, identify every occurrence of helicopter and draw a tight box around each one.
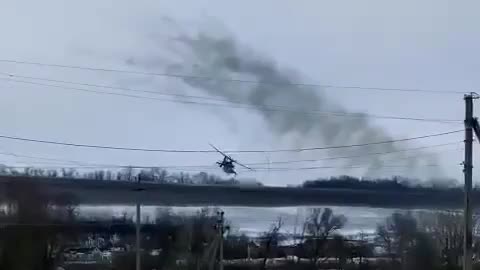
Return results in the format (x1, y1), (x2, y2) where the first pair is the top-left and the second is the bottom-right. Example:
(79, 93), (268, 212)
(210, 144), (254, 176)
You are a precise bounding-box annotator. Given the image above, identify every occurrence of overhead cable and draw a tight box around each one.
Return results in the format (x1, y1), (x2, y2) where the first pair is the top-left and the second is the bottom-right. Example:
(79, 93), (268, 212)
(0, 77), (461, 124)
(0, 59), (465, 94)
(0, 130), (463, 153)
(0, 141), (461, 169)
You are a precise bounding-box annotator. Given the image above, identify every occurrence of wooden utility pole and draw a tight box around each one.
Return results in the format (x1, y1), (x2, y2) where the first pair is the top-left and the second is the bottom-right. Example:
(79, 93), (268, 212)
(135, 178), (143, 270)
(217, 211), (226, 270)
(464, 93), (478, 270)
(136, 202), (141, 270)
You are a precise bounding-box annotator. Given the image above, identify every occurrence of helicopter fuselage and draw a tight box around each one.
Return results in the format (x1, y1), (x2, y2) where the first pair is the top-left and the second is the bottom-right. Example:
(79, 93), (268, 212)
(218, 157), (237, 175)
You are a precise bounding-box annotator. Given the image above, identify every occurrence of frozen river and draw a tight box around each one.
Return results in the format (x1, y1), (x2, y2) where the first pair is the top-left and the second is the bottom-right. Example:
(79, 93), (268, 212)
(80, 205), (396, 236)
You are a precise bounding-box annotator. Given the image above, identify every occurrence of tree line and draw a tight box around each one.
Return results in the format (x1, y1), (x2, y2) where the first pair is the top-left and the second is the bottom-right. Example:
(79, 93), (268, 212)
(302, 175), (460, 191)
(0, 163), (465, 193)
(0, 164), (263, 186)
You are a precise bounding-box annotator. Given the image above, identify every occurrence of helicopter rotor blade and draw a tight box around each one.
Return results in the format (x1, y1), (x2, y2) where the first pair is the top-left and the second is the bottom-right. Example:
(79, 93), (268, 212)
(209, 143), (230, 159)
(233, 160), (255, 171)
(209, 143), (253, 172)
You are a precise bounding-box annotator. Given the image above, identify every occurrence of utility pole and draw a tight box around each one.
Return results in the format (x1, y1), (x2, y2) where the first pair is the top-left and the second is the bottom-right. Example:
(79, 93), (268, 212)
(464, 93), (478, 270)
(135, 177), (143, 270)
(136, 202), (141, 270)
(216, 211), (228, 270)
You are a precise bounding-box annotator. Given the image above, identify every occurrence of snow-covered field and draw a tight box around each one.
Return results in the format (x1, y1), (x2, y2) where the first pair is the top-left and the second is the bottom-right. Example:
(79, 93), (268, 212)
(80, 205), (395, 237)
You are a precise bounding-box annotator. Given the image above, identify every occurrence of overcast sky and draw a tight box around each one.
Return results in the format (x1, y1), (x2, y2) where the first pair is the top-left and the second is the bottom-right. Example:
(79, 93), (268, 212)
(0, 0), (477, 185)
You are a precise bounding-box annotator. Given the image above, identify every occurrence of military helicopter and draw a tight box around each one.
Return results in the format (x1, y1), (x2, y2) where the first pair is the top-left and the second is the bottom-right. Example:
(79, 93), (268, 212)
(210, 144), (253, 176)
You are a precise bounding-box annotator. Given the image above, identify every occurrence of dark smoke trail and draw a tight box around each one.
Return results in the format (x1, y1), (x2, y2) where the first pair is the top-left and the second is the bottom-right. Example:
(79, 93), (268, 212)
(129, 27), (442, 179)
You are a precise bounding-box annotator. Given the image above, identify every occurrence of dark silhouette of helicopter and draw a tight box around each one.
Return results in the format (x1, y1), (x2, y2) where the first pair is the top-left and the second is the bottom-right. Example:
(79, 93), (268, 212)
(210, 144), (253, 176)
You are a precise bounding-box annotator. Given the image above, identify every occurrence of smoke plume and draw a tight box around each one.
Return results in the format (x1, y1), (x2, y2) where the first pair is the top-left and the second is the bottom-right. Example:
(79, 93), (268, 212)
(129, 25), (441, 178)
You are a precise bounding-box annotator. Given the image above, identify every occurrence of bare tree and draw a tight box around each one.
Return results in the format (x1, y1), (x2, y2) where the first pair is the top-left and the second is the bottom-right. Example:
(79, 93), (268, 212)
(157, 169), (168, 183)
(118, 167), (135, 181)
(375, 212), (438, 270)
(302, 208), (346, 267)
(46, 170), (58, 178)
(376, 224), (395, 263)
(416, 211), (463, 268)
(260, 217), (284, 270)
(352, 231), (374, 266)
(105, 170), (114, 180)
(61, 168), (77, 178)
(329, 234), (350, 269)
(170, 207), (219, 270)
(23, 167), (45, 177)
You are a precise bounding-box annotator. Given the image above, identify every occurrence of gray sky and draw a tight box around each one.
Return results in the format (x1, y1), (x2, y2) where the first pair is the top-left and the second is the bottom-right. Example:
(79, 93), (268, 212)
(0, 0), (476, 185)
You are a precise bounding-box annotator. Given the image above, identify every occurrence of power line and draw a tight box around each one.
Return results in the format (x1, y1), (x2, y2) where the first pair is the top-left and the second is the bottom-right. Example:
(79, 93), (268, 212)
(255, 148), (463, 171)
(0, 222), (160, 227)
(0, 76), (461, 124)
(0, 59), (466, 95)
(0, 129), (463, 153)
(0, 151), (93, 166)
(247, 141), (462, 165)
(0, 142), (461, 172)
(250, 164), (445, 172)
(0, 151), (217, 170)
(0, 164), (447, 172)
(0, 141), (460, 169)
(0, 71), (230, 103)
(0, 165), (218, 173)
